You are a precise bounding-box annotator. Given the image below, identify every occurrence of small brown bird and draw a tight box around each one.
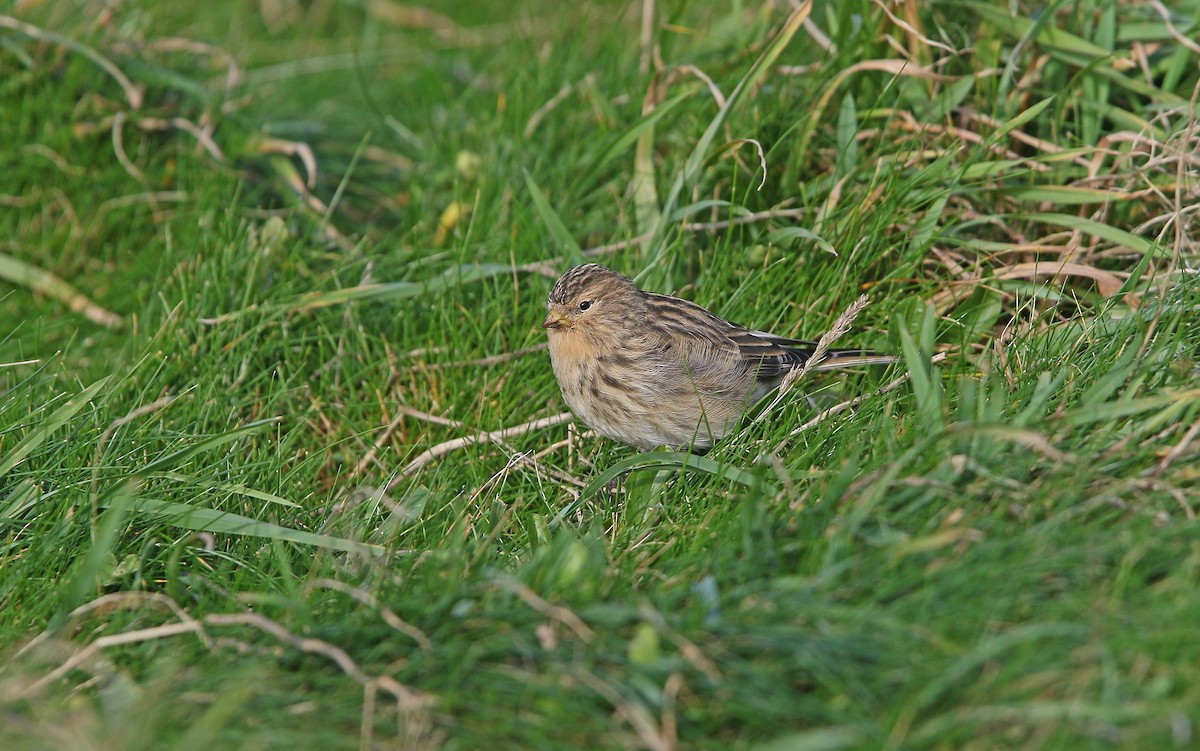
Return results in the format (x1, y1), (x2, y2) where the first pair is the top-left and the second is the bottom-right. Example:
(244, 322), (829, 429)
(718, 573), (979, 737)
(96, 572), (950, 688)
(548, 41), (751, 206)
(542, 264), (892, 451)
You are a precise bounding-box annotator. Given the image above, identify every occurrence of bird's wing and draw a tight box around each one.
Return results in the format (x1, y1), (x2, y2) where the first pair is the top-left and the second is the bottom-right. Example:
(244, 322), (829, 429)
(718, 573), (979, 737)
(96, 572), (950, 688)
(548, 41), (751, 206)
(643, 293), (806, 381)
(645, 293), (894, 378)
(749, 328), (896, 370)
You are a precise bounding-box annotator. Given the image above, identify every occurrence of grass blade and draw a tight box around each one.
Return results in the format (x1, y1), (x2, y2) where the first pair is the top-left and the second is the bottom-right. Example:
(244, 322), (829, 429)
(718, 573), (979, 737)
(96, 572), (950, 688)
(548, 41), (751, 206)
(0, 376), (110, 480)
(0, 252), (121, 328)
(961, 2), (1110, 58)
(524, 169), (585, 265)
(138, 419), (282, 475)
(123, 495), (382, 555)
(577, 451), (763, 503)
(60, 480), (136, 613)
(642, 1), (812, 271)
(154, 471), (301, 509)
(1010, 212), (1164, 256)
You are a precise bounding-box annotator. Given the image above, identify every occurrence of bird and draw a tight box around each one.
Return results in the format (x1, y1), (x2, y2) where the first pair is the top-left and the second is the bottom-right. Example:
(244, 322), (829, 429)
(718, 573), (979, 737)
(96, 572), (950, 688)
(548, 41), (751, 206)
(542, 263), (893, 451)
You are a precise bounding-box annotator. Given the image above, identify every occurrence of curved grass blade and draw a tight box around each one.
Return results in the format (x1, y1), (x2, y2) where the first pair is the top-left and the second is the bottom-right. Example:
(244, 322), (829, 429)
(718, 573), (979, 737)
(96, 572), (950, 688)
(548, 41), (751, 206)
(198, 263), (528, 324)
(960, 1), (1110, 58)
(0, 376), (110, 480)
(0, 252), (122, 329)
(138, 418), (282, 474)
(121, 495), (382, 556)
(61, 480), (136, 614)
(589, 89), (692, 178)
(153, 471), (301, 509)
(289, 262), (522, 312)
(1010, 212), (1164, 257)
(525, 169), (585, 266)
(578, 450), (764, 501)
(641, 2), (811, 273)
(983, 96), (1054, 147)
(994, 186), (1133, 205)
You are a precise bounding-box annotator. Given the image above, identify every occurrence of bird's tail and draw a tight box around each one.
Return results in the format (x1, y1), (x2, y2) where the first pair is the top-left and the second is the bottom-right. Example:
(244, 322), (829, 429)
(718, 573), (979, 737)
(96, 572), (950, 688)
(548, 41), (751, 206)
(805, 348), (896, 371)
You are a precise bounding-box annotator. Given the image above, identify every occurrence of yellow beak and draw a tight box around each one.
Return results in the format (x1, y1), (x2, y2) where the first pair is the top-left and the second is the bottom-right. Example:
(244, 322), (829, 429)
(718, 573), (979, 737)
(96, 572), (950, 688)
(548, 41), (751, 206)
(542, 310), (569, 330)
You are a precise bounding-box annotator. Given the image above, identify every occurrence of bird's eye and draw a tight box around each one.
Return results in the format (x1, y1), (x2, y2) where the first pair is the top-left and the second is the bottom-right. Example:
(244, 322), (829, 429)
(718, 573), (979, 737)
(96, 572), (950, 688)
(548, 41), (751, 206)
(578, 300), (592, 311)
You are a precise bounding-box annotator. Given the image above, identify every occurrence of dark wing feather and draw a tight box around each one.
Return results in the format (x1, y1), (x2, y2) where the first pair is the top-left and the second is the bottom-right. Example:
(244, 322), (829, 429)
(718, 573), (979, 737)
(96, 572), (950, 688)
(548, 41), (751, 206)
(644, 292), (893, 379)
(644, 293), (808, 381)
(742, 328), (894, 370)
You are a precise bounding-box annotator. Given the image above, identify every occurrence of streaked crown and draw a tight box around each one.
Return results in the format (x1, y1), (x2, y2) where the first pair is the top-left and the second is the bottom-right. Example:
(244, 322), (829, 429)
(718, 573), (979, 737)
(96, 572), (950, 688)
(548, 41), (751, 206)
(547, 264), (639, 306)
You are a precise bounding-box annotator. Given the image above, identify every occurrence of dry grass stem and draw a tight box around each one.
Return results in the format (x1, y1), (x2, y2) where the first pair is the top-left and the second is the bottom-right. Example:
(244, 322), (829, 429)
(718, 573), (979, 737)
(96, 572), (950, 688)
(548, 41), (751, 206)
(755, 294), (872, 423)
(1153, 417), (1200, 477)
(0, 251), (123, 329)
(0, 14), (143, 108)
(392, 412), (574, 484)
(639, 0), (655, 74)
(421, 343), (549, 370)
(307, 578), (433, 655)
(15, 596), (439, 747)
(871, 0), (961, 54)
(524, 74), (597, 138)
(489, 579), (594, 642)
(350, 407), (410, 480)
(772, 352), (950, 454)
(575, 669), (672, 751)
(0, 359), (40, 369)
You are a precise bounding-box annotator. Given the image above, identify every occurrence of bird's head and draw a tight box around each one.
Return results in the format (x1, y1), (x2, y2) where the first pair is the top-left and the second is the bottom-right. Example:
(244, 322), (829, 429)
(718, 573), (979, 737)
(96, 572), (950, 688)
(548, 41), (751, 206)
(542, 264), (641, 334)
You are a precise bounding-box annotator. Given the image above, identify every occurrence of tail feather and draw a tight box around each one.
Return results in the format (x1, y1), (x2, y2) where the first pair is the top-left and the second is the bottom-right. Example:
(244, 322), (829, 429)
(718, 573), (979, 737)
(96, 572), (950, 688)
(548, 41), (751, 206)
(805, 349), (896, 371)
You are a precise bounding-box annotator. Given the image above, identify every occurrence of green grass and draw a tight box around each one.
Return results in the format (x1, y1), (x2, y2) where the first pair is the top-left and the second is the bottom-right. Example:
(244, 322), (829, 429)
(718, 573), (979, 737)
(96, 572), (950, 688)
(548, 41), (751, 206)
(2, 0), (1199, 748)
